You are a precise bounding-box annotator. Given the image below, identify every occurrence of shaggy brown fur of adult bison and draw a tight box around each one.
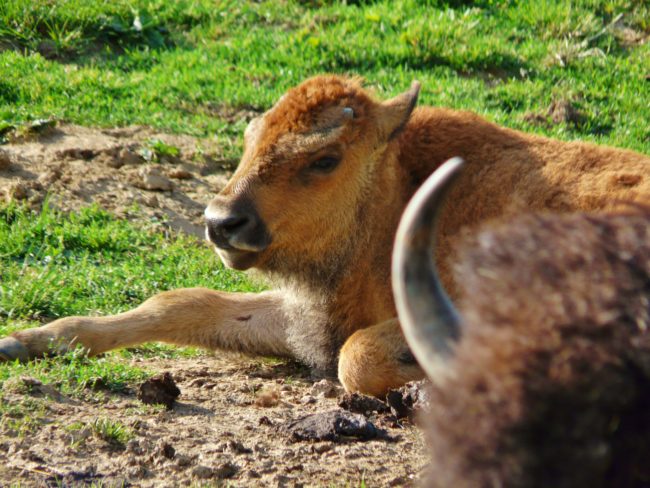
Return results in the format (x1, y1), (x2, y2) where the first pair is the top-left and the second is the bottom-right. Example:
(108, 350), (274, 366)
(393, 159), (650, 487)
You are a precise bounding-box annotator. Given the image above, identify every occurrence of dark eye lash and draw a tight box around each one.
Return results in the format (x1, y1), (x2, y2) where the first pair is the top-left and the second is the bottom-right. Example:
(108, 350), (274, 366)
(309, 156), (340, 172)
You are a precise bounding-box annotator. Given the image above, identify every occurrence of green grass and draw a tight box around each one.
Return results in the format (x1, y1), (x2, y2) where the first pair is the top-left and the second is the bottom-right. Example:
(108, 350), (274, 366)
(0, 200), (259, 360)
(0, 0), (648, 157)
(0, 203), (258, 432)
(0, 202), (257, 327)
(91, 417), (134, 446)
(0, 345), (149, 436)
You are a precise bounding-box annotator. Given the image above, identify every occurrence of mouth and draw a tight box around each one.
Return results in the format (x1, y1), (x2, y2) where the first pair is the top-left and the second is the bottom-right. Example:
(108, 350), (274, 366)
(214, 247), (260, 271)
(205, 227), (261, 270)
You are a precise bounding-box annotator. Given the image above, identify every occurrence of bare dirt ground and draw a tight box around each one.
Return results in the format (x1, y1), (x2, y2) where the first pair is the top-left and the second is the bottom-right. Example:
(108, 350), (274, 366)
(0, 123), (234, 237)
(0, 356), (429, 487)
(0, 125), (429, 487)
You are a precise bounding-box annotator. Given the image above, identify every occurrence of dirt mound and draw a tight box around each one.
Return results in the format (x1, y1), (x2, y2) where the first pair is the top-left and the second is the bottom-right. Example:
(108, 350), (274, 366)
(0, 123), (233, 236)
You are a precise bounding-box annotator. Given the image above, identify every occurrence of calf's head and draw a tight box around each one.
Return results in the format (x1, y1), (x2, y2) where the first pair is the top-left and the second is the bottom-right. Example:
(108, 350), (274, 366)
(205, 75), (420, 272)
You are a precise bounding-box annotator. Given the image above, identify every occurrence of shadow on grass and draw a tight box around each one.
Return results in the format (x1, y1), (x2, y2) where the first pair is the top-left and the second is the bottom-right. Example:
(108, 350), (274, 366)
(321, 48), (530, 81)
(0, 7), (199, 70)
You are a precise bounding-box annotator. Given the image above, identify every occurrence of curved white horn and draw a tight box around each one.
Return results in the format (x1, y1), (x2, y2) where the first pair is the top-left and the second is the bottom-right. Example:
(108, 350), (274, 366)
(391, 157), (465, 378)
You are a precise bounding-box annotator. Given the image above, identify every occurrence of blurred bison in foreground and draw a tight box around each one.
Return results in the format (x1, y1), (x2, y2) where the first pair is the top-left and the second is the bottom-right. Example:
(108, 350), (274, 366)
(393, 158), (650, 487)
(2, 75), (649, 398)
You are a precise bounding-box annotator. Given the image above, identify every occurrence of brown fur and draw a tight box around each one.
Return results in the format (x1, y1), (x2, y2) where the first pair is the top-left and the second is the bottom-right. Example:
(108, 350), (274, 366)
(422, 209), (650, 487)
(3, 75), (649, 397)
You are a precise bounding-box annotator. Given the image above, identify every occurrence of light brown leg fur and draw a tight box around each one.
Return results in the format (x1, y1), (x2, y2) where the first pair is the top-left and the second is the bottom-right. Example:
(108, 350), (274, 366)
(6, 286), (420, 397)
(338, 319), (425, 397)
(9, 288), (292, 359)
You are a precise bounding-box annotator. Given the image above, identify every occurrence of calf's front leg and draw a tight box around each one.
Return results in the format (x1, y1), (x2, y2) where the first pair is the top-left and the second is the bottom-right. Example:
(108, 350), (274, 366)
(338, 319), (425, 397)
(0, 288), (292, 361)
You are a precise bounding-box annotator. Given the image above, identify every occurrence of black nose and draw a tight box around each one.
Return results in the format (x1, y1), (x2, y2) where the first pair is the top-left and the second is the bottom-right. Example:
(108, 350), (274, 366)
(206, 213), (250, 249)
(210, 215), (249, 239)
(205, 201), (270, 252)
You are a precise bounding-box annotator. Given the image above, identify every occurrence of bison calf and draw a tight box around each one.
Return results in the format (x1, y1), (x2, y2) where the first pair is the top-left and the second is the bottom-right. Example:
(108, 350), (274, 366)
(393, 158), (650, 487)
(1, 75), (648, 397)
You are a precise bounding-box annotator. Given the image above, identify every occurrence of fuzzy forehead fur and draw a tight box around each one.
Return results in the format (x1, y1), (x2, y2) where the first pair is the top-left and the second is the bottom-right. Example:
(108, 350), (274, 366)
(265, 75), (373, 133)
(252, 75), (376, 158)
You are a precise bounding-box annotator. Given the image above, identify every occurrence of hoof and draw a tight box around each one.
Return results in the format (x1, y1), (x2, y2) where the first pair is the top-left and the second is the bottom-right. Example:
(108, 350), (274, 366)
(0, 337), (29, 362)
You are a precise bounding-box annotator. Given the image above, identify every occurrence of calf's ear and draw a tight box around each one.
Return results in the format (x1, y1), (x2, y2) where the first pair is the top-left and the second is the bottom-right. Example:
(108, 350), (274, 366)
(378, 81), (421, 140)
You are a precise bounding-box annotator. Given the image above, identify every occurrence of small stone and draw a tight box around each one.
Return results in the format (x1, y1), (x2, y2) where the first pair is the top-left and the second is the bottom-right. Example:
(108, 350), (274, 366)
(56, 148), (96, 160)
(156, 441), (175, 459)
(0, 149), (12, 169)
(6, 182), (28, 201)
(214, 461), (238, 479)
(259, 416), (273, 426)
(338, 392), (389, 414)
(175, 454), (192, 467)
(117, 147), (142, 166)
(168, 169), (193, 180)
(310, 379), (339, 398)
(136, 167), (173, 191)
(228, 440), (252, 454)
(300, 395), (316, 405)
(125, 439), (144, 455)
(255, 388), (280, 407)
(385, 380), (430, 419)
(281, 409), (383, 442)
(143, 194), (159, 208)
(127, 465), (147, 478)
(312, 443), (333, 454)
(192, 465), (213, 479)
(389, 475), (409, 486)
(21, 376), (42, 388)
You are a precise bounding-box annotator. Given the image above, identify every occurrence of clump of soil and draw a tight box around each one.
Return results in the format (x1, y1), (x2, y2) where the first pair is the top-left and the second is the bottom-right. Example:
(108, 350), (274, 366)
(523, 99), (586, 128)
(386, 381), (431, 420)
(0, 149), (12, 169)
(138, 372), (181, 410)
(339, 392), (390, 415)
(281, 409), (386, 442)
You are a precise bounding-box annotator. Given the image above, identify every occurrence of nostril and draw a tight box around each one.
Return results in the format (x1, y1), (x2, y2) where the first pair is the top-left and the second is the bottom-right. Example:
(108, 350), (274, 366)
(221, 216), (249, 232)
(205, 203), (269, 254)
(206, 215), (250, 245)
(206, 219), (221, 244)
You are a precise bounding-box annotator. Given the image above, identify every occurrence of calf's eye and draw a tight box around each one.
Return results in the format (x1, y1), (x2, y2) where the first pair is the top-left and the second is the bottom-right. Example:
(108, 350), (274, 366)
(309, 156), (340, 173)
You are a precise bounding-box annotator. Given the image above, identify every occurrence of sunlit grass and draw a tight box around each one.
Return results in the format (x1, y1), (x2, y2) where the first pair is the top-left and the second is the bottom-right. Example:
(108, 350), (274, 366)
(0, 0), (647, 156)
